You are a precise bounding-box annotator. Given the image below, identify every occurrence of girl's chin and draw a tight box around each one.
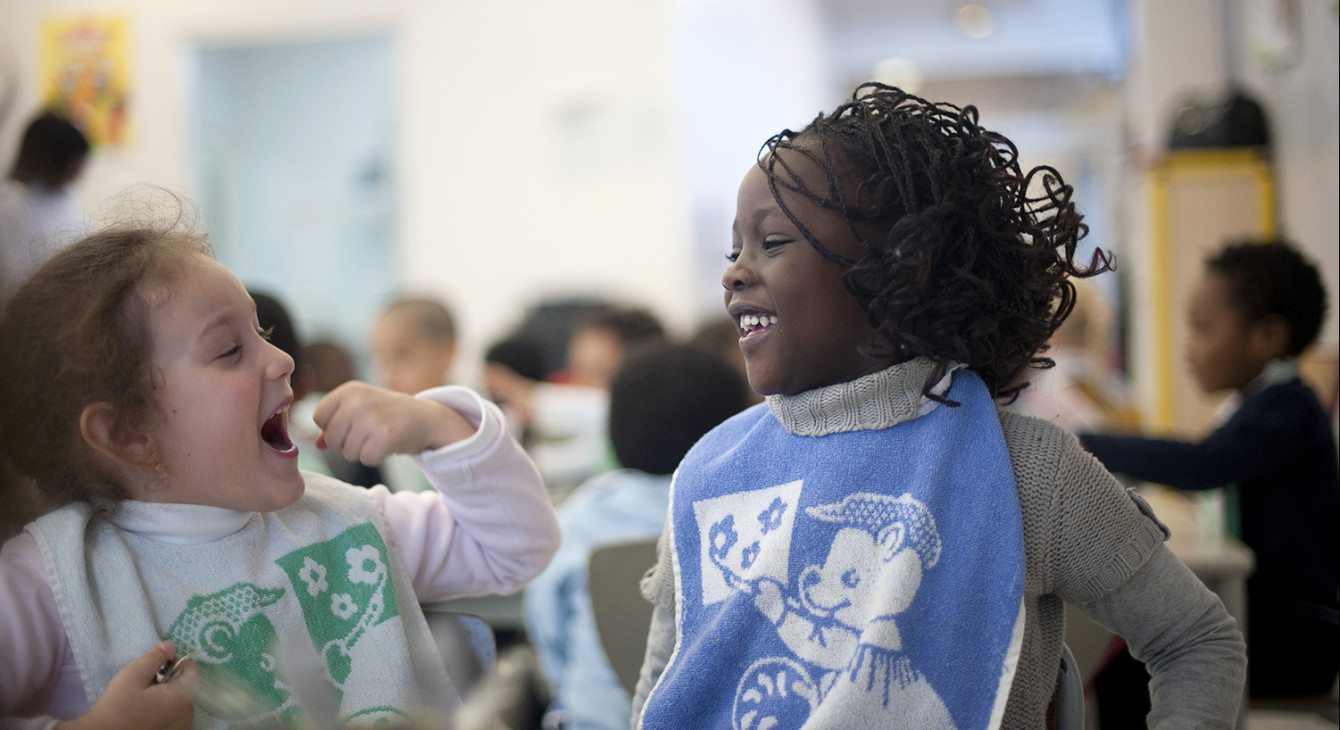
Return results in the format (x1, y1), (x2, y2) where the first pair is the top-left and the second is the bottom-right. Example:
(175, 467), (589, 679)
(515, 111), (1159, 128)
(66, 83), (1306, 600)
(275, 473), (307, 504)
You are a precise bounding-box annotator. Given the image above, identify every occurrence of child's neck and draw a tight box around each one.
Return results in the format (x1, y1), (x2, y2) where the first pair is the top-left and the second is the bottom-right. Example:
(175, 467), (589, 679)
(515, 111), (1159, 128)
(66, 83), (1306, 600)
(109, 499), (252, 545)
(1241, 357), (1298, 396)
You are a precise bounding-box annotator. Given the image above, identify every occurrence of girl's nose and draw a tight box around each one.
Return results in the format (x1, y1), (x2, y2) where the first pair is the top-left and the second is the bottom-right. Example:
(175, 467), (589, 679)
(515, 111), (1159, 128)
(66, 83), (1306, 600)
(722, 257), (752, 292)
(266, 343), (296, 382)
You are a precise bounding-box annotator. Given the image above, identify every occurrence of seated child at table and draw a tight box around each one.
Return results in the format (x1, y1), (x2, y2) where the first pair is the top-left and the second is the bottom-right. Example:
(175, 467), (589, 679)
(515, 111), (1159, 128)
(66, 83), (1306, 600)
(1081, 239), (1337, 699)
(0, 216), (559, 727)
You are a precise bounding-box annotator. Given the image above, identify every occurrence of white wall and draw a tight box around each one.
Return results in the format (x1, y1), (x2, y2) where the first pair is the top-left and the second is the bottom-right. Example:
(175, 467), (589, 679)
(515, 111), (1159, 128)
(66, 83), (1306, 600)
(1231, 0), (1340, 346)
(0, 0), (694, 385)
(669, 0), (830, 320)
(1124, 0), (1337, 342)
(3, 0), (1334, 399)
(1121, 0), (1339, 426)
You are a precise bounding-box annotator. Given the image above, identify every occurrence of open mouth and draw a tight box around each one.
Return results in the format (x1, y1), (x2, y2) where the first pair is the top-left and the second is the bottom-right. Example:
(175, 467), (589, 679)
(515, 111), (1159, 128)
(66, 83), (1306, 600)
(737, 311), (778, 337)
(261, 407), (296, 453)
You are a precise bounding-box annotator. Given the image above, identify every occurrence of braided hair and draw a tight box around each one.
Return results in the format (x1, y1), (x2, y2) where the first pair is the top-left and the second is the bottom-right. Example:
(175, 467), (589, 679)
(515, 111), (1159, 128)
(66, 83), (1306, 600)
(759, 82), (1112, 401)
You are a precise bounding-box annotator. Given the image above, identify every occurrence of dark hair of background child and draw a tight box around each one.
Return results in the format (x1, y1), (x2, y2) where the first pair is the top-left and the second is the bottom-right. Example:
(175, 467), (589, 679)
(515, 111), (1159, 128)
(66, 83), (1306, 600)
(250, 290), (304, 377)
(577, 306), (666, 350)
(382, 296), (457, 345)
(1206, 238), (1328, 356)
(608, 343), (753, 475)
(8, 111), (91, 190)
(485, 335), (549, 383)
(759, 83), (1112, 401)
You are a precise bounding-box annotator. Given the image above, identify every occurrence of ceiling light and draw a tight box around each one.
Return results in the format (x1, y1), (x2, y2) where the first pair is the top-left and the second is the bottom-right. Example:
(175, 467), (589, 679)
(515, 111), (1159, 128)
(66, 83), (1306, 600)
(956, 4), (994, 39)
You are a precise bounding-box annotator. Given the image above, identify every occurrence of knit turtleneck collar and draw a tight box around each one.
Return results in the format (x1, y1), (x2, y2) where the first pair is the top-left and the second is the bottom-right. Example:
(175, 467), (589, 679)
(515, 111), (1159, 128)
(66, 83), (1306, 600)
(765, 357), (958, 437)
(107, 500), (254, 545)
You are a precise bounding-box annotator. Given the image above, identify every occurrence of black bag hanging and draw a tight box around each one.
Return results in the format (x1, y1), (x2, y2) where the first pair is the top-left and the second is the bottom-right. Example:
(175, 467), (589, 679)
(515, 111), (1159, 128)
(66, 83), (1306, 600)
(1168, 89), (1270, 149)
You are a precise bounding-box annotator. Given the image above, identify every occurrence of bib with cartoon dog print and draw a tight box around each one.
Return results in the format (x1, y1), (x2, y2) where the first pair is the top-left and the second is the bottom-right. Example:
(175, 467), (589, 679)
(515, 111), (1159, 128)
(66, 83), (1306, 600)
(641, 365), (1024, 730)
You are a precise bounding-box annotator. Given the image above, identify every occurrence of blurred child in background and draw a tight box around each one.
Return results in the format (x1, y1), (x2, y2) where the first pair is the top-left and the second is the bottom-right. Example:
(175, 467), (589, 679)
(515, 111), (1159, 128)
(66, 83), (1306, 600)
(369, 296), (459, 492)
(489, 306), (667, 497)
(0, 111), (90, 310)
(1081, 239), (1337, 700)
(483, 334), (550, 447)
(524, 342), (752, 730)
(369, 296), (459, 396)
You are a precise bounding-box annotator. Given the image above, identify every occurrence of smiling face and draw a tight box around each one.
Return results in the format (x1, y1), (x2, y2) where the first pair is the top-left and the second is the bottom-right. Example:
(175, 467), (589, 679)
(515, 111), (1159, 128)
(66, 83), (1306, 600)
(137, 254), (304, 511)
(723, 155), (892, 397)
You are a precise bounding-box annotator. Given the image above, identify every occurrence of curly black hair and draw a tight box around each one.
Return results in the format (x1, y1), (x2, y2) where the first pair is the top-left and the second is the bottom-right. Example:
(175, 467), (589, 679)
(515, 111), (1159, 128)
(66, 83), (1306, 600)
(1206, 239), (1328, 356)
(759, 82), (1112, 401)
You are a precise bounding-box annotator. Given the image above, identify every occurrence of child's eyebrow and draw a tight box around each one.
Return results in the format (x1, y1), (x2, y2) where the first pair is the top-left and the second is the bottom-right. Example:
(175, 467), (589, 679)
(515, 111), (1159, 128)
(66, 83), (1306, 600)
(735, 203), (785, 231)
(196, 305), (250, 340)
(196, 316), (232, 341)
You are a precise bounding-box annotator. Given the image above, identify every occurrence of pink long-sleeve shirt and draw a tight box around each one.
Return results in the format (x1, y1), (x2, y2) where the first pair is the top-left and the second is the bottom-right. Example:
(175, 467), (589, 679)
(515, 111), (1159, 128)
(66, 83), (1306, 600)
(0, 386), (559, 727)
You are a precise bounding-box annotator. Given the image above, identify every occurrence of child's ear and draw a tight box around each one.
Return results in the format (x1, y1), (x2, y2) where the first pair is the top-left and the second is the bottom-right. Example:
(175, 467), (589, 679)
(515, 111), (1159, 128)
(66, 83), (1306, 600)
(79, 402), (157, 470)
(1249, 314), (1291, 361)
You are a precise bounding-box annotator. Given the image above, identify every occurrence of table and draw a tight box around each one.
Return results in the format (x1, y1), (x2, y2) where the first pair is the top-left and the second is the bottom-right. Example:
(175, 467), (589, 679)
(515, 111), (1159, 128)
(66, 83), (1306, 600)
(425, 592), (527, 633)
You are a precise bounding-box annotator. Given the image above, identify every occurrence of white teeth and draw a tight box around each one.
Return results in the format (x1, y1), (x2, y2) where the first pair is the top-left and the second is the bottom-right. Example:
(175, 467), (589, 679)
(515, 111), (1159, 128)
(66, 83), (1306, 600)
(738, 313), (778, 332)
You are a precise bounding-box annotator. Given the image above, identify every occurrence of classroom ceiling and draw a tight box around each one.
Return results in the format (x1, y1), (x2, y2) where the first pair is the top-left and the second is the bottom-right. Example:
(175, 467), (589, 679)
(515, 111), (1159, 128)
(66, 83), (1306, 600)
(817, 0), (1126, 87)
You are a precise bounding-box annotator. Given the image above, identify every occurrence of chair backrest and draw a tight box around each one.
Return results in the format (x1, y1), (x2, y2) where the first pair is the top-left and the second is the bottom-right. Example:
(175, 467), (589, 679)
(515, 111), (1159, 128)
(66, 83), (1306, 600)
(1056, 642), (1085, 730)
(588, 537), (659, 696)
(421, 608), (498, 697)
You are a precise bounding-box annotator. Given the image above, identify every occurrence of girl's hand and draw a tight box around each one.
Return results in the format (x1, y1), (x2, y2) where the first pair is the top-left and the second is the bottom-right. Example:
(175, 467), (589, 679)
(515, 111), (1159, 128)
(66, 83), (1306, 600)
(313, 381), (476, 465)
(59, 641), (198, 730)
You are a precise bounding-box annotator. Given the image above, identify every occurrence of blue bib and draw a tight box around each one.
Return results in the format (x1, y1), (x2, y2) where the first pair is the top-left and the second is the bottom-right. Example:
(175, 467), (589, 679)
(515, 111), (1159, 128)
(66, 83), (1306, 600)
(641, 369), (1024, 729)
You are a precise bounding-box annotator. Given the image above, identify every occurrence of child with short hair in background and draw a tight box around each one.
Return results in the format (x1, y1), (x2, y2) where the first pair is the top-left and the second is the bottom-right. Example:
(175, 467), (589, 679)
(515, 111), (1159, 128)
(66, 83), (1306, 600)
(489, 306), (668, 497)
(369, 296), (459, 397)
(369, 295), (459, 492)
(1081, 239), (1338, 699)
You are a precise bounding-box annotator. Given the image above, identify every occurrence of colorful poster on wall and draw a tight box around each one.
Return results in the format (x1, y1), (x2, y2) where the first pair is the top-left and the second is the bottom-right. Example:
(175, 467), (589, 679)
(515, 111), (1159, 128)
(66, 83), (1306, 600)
(39, 13), (131, 146)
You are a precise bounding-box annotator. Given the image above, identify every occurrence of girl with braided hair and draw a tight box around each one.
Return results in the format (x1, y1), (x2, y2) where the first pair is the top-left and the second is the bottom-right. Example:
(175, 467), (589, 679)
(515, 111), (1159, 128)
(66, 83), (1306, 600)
(633, 84), (1246, 729)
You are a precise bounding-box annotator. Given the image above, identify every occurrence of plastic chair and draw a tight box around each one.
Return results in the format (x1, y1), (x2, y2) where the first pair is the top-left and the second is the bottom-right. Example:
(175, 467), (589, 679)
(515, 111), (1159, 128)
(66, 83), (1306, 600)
(1056, 642), (1085, 730)
(453, 644), (551, 730)
(420, 607), (497, 697)
(587, 537), (660, 696)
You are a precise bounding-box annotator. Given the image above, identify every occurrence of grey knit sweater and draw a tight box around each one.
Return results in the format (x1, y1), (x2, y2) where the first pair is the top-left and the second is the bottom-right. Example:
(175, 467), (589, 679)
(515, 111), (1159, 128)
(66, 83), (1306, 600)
(632, 359), (1246, 729)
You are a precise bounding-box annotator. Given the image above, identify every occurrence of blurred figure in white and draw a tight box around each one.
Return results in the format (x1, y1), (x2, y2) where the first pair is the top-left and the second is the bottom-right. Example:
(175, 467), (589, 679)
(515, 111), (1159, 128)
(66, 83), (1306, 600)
(487, 306), (666, 498)
(0, 111), (90, 310)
